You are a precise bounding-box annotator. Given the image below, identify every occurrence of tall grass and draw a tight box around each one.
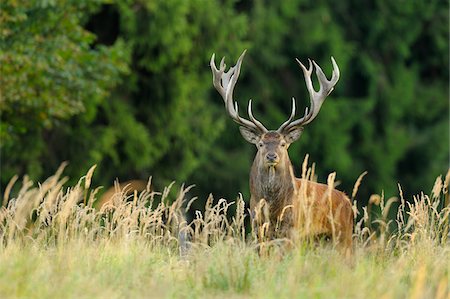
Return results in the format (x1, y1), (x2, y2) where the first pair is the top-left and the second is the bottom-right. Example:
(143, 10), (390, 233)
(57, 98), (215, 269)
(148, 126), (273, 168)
(0, 163), (449, 299)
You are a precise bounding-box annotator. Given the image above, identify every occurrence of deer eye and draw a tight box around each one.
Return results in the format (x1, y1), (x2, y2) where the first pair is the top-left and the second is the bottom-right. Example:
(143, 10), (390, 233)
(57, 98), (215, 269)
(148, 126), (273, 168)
(258, 142), (264, 148)
(280, 141), (286, 147)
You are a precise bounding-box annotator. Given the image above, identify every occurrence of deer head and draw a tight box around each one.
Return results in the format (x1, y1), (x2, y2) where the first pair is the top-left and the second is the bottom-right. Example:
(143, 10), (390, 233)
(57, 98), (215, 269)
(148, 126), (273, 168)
(210, 50), (340, 172)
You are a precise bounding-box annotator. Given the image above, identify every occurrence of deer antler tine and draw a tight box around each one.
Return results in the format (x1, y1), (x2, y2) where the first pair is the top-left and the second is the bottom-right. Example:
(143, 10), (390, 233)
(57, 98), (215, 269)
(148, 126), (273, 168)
(312, 60), (327, 91)
(210, 53), (216, 68)
(277, 97), (297, 133)
(297, 58), (314, 96)
(210, 50), (268, 133)
(331, 56), (340, 82)
(278, 56), (340, 133)
(295, 58), (306, 73)
(296, 58), (313, 74)
(238, 49), (247, 62)
(290, 97), (296, 119)
(219, 56), (226, 71)
(247, 99), (253, 118)
(247, 100), (267, 132)
(232, 50), (246, 82)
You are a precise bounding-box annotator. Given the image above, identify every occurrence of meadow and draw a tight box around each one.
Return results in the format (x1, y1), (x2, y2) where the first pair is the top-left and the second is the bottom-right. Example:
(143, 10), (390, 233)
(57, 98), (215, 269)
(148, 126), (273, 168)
(0, 164), (449, 299)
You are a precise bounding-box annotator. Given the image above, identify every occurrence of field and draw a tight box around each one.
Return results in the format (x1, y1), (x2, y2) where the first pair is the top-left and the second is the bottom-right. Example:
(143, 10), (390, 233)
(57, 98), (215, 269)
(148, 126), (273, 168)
(0, 165), (449, 299)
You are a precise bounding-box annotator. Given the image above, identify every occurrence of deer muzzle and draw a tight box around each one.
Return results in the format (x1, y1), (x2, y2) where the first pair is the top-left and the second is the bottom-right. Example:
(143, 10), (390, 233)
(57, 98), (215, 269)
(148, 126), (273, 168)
(265, 152), (280, 167)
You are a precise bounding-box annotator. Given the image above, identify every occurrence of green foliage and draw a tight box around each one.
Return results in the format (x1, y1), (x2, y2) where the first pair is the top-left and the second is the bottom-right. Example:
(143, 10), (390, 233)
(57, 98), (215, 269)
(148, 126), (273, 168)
(202, 0), (449, 201)
(1, 0), (448, 204)
(325, 0), (449, 196)
(0, 0), (129, 183)
(45, 0), (250, 191)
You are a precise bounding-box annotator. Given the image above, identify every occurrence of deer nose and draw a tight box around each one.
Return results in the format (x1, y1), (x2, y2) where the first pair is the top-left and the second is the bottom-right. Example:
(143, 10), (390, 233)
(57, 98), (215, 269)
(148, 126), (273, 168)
(266, 153), (278, 163)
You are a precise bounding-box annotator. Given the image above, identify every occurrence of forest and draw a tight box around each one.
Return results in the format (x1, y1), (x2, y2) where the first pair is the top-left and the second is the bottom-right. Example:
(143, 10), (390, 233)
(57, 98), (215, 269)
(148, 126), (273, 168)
(1, 0), (449, 210)
(1, 1), (449, 298)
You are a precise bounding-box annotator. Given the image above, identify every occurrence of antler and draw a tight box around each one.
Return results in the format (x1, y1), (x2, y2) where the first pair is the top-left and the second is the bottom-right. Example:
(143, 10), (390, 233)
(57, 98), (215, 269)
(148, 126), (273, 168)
(277, 57), (340, 133)
(210, 50), (268, 133)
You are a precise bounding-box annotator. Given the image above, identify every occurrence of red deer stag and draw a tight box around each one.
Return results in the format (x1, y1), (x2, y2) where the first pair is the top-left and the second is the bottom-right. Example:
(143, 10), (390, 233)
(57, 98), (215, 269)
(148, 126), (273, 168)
(210, 50), (353, 252)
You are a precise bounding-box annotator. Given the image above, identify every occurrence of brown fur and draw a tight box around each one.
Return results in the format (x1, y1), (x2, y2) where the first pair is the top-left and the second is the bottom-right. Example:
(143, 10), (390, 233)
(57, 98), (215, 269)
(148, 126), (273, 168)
(96, 180), (147, 209)
(210, 50), (349, 252)
(249, 131), (353, 252)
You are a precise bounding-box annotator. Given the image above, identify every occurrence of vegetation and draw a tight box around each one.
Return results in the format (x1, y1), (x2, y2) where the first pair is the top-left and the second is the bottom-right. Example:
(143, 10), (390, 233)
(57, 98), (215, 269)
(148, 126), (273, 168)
(1, 0), (448, 206)
(0, 1), (448, 297)
(0, 0), (129, 182)
(0, 166), (448, 298)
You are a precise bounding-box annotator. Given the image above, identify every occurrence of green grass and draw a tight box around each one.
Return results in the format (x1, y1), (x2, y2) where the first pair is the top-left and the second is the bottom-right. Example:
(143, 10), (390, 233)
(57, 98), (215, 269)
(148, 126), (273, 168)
(0, 241), (448, 299)
(0, 165), (449, 299)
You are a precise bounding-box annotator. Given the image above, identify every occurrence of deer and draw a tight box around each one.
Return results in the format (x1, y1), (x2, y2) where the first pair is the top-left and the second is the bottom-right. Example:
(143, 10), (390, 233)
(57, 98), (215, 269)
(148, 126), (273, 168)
(210, 50), (353, 253)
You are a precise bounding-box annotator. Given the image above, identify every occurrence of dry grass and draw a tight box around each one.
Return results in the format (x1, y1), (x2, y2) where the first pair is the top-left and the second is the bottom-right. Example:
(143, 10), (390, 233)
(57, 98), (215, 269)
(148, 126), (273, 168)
(0, 163), (449, 299)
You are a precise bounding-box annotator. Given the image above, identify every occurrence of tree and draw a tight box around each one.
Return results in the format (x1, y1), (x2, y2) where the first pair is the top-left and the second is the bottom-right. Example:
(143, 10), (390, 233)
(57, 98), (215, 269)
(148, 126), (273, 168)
(193, 0), (449, 203)
(0, 0), (129, 188)
(1, 0), (447, 208)
(25, 0), (249, 198)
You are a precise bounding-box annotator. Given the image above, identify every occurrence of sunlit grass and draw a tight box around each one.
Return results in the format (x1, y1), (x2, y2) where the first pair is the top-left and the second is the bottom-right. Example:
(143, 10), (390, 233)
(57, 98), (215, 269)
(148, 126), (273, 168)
(0, 164), (449, 299)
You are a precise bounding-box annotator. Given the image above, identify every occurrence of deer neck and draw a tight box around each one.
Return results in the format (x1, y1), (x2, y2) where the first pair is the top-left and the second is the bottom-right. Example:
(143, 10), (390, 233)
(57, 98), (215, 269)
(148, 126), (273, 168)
(250, 155), (296, 208)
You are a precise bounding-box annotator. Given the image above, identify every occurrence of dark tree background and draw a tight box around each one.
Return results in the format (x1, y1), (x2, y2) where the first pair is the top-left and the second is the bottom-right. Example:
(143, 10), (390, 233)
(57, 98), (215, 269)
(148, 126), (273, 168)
(1, 0), (448, 208)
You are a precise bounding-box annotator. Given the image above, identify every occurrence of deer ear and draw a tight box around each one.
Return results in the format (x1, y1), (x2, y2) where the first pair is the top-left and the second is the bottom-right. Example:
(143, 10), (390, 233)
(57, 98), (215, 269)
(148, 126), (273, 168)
(239, 127), (260, 144)
(284, 127), (304, 144)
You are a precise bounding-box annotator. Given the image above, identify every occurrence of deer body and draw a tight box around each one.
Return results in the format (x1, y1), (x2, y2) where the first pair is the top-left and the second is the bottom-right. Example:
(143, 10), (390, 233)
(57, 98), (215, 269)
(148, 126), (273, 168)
(210, 50), (353, 251)
(248, 131), (353, 248)
(96, 180), (147, 209)
(249, 132), (296, 226)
